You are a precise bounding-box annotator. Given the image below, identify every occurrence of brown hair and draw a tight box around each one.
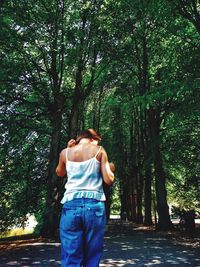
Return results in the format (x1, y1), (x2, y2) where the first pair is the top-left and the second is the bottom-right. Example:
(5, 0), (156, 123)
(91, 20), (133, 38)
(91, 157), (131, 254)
(76, 129), (101, 144)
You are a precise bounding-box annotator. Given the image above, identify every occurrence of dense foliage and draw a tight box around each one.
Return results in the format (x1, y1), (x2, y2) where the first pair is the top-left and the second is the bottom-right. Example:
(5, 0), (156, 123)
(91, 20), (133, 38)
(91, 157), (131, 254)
(0, 0), (199, 235)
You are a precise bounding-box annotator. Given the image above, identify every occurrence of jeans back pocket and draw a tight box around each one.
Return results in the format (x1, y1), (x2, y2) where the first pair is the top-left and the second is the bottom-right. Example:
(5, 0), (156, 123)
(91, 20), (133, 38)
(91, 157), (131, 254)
(60, 207), (81, 231)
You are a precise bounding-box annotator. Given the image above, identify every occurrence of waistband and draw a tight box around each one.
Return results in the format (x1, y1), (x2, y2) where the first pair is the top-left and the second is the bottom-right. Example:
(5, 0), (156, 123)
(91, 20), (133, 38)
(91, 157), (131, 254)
(60, 190), (106, 204)
(63, 198), (105, 208)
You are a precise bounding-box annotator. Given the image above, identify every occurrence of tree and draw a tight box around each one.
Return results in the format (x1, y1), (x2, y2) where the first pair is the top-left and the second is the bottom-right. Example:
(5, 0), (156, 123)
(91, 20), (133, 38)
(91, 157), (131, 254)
(1, 0), (199, 235)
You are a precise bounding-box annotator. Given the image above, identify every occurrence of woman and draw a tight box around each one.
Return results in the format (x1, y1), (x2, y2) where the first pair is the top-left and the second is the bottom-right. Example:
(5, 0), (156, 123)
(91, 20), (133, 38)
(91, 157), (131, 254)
(56, 129), (115, 267)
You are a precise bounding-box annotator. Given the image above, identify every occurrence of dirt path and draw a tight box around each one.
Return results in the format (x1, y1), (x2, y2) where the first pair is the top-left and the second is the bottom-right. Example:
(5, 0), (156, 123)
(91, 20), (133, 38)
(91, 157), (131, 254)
(1, 224), (200, 266)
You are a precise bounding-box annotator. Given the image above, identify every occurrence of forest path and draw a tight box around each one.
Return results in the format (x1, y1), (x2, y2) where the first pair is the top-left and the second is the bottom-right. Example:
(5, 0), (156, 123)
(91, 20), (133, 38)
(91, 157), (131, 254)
(1, 222), (200, 266)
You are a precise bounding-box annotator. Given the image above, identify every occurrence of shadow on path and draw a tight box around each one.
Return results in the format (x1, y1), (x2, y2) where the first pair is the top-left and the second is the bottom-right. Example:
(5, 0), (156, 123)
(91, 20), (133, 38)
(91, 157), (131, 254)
(100, 230), (200, 266)
(1, 224), (200, 266)
(0, 241), (60, 266)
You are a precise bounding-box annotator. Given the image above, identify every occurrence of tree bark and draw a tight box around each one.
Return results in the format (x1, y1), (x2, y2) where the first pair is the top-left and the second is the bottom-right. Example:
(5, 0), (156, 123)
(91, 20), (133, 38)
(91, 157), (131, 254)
(41, 93), (66, 237)
(148, 108), (173, 230)
(154, 140), (173, 230)
(120, 185), (128, 219)
(144, 167), (153, 225)
(68, 65), (83, 138)
(136, 172), (143, 223)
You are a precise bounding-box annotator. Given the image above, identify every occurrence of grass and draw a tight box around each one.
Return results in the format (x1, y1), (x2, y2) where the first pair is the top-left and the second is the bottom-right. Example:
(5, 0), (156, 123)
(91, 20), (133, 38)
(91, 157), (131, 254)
(0, 228), (34, 239)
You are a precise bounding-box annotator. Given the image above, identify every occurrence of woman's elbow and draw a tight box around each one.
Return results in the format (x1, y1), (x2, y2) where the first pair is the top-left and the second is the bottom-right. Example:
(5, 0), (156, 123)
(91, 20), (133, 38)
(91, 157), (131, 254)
(56, 167), (60, 176)
(56, 167), (65, 177)
(104, 174), (115, 186)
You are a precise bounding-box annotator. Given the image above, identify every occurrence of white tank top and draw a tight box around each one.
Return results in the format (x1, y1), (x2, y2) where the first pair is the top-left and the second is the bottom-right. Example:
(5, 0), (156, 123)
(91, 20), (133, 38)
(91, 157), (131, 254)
(60, 146), (106, 203)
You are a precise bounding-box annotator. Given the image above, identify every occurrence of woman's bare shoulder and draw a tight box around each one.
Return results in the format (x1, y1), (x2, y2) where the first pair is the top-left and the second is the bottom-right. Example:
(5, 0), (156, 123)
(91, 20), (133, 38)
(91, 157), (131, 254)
(60, 148), (67, 161)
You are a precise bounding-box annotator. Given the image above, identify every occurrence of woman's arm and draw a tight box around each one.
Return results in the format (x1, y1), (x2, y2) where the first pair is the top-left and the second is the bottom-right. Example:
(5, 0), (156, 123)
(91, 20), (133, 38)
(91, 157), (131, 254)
(109, 162), (115, 172)
(56, 149), (67, 177)
(56, 140), (75, 177)
(100, 148), (115, 185)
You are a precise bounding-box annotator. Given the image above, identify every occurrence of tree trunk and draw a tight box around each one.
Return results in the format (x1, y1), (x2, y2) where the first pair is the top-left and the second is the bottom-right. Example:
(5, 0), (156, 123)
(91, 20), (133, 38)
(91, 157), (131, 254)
(130, 180), (137, 222)
(148, 108), (173, 230)
(68, 65), (83, 138)
(154, 144), (173, 230)
(69, 98), (82, 138)
(144, 167), (153, 225)
(41, 94), (66, 237)
(136, 172), (143, 223)
(120, 179), (130, 220)
(103, 183), (112, 220)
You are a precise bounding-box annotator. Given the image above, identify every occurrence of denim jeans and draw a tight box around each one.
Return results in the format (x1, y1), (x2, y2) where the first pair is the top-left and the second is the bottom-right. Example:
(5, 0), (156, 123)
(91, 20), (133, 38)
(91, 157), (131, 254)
(60, 198), (106, 267)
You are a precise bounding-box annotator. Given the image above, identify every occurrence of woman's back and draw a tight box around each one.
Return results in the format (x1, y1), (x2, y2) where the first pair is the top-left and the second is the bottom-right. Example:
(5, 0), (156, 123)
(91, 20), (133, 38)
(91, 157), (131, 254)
(67, 143), (101, 162)
(56, 131), (115, 187)
(60, 142), (105, 203)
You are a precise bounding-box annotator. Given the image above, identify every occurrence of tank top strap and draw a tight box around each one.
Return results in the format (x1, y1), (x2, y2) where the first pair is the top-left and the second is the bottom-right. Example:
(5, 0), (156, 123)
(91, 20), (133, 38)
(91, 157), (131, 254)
(94, 146), (101, 158)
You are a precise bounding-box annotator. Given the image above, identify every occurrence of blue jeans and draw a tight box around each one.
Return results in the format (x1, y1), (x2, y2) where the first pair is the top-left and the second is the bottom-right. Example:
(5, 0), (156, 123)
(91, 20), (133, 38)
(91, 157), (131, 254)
(60, 198), (106, 267)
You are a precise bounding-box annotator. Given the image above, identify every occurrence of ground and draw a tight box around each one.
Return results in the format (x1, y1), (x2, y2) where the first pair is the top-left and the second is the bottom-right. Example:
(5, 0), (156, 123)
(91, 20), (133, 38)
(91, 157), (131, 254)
(0, 221), (200, 267)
